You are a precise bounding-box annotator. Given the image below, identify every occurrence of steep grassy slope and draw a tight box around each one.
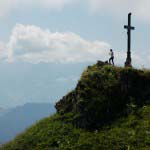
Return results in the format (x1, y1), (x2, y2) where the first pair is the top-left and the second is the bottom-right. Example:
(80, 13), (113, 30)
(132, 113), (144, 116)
(1, 107), (150, 150)
(1, 61), (150, 150)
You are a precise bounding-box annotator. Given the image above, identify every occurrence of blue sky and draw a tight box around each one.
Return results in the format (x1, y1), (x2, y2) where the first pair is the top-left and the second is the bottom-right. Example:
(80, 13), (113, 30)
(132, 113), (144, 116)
(0, 0), (150, 108)
(0, 0), (150, 66)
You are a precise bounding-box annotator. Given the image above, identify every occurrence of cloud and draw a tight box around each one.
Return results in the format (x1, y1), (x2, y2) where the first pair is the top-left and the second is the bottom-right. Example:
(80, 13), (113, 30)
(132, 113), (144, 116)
(0, 0), (76, 16)
(88, 0), (150, 22)
(1, 0), (150, 23)
(56, 76), (78, 82)
(7, 24), (110, 63)
(1, 23), (149, 68)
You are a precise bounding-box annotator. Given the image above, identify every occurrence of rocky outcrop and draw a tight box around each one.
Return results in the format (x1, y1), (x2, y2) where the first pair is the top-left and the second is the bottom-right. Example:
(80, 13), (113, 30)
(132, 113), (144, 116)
(56, 61), (150, 129)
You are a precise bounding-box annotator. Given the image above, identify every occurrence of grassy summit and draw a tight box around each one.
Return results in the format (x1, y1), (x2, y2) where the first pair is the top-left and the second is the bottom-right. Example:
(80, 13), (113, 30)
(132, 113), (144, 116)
(1, 61), (150, 150)
(56, 61), (150, 129)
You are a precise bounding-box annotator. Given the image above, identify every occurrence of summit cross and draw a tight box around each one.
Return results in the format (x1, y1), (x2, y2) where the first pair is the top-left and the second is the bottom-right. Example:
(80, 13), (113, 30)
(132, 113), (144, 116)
(124, 13), (135, 67)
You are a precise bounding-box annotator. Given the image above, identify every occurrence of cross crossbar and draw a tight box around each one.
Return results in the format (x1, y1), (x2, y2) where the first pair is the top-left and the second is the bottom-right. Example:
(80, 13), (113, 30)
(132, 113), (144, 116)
(124, 25), (135, 30)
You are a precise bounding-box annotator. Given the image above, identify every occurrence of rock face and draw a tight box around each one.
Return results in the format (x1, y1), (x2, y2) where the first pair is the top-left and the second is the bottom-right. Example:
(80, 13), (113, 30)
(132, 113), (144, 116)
(56, 61), (150, 129)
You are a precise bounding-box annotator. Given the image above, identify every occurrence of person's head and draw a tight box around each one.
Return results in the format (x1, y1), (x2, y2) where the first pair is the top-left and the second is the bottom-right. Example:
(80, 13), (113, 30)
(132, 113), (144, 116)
(110, 49), (112, 52)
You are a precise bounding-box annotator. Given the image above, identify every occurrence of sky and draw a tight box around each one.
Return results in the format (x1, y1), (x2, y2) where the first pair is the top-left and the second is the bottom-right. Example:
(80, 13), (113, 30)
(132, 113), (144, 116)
(0, 0), (150, 108)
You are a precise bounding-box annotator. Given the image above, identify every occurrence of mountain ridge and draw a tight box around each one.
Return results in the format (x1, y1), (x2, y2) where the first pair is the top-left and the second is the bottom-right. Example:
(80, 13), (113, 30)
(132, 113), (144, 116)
(0, 103), (55, 144)
(56, 61), (150, 129)
(1, 61), (150, 150)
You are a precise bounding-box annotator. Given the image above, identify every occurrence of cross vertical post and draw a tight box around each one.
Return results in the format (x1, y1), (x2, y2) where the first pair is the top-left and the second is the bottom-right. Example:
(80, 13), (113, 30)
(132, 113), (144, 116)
(124, 13), (135, 67)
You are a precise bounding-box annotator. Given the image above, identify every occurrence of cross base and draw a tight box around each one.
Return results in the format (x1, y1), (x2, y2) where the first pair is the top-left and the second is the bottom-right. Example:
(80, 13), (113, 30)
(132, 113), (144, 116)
(125, 55), (132, 67)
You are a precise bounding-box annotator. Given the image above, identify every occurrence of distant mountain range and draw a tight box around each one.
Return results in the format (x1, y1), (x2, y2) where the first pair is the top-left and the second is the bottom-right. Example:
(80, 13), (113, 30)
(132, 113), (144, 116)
(0, 103), (55, 144)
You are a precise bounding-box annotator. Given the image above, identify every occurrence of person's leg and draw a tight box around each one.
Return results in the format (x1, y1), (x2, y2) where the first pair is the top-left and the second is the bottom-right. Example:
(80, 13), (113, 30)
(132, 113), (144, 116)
(109, 58), (111, 64)
(112, 57), (114, 66)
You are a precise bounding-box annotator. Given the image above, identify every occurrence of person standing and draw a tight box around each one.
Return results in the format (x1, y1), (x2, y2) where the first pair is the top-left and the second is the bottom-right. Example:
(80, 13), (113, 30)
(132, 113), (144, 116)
(109, 49), (114, 66)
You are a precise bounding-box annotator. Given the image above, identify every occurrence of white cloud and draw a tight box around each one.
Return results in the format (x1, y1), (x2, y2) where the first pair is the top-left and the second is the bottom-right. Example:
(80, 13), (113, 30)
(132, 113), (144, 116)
(88, 0), (150, 21)
(0, 23), (148, 68)
(1, 0), (150, 23)
(0, 0), (76, 16)
(56, 76), (78, 82)
(7, 24), (110, 63)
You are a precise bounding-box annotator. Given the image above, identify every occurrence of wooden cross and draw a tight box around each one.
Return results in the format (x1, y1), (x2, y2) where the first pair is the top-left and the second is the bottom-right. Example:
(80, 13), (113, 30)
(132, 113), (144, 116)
(124, 13), (135, 67)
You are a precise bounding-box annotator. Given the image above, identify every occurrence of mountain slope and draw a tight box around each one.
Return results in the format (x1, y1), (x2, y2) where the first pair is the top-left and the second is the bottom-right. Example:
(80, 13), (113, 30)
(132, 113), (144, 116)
(56, 61), (150, 129)
(1, 61), (150, 150)
(1, 106), (150, 150)
(0, 103), (55, 144)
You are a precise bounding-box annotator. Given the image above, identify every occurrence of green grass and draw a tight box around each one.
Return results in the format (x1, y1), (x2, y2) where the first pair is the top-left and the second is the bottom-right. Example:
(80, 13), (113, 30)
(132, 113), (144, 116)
(1, 106), (150, 150)
(56, 62), (150, 129)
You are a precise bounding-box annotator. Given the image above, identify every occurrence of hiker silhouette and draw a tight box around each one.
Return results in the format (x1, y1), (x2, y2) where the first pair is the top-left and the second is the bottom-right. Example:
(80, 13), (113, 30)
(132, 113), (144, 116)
(109, 49), (114, 66)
